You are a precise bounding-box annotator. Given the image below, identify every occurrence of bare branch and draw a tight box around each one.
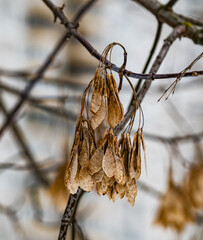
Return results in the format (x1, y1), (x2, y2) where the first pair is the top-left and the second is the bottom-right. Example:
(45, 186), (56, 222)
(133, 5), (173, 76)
(115, 25), (186, 135)
(132, 0), (203, 45)
(73, 0), (99, 25)
(41, 0), (203, 80)
(0, 32), (71, 138)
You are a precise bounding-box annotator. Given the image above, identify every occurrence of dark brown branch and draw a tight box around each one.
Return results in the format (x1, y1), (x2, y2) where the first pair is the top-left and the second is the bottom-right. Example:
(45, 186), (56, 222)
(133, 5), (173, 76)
(132, 0), (203, 45)
(115, 25), (186, 135)
(128, 20), (163, 112)
(30, 103), (78, 121)
(0, 81), (81, 104)
(165, 0), (178, 9)
(58, 188), (81, 240)
(144, 131), (203, 143)
(41, 0), (203, 80)
(0, 32), (71, 138)
(0, 159), (58, 172)
(0, 69), (87, 89)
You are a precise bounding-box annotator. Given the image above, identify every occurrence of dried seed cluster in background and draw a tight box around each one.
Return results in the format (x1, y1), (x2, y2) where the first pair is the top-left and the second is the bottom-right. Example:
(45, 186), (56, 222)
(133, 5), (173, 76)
(64, 43), (145, 206)
(154, 146), (203, 232)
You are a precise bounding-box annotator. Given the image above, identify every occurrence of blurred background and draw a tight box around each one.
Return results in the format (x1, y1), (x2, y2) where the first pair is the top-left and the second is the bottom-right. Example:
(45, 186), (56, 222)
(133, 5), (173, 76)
(0, 0), (203, 239)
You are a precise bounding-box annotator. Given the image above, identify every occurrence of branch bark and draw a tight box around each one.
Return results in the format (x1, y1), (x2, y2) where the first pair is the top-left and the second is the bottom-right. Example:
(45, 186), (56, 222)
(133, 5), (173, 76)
(132, 0), (203, 45)
(115, 25), (186, 135)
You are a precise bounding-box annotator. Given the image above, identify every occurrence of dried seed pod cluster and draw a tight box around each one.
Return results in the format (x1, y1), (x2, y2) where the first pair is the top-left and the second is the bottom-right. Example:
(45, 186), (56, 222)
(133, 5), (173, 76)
(154, 177), (194, 232)
(184, 164), (203, 209)
(154, 148), (203, 233)
(65, 43), (145, 206)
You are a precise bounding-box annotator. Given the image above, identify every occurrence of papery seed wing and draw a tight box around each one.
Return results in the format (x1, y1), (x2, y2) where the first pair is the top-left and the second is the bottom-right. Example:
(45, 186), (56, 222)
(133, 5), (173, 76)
(102, 146), (116, 178)
(92, 169), (104, 183)
(106, 186), (113, 200)
(64, 151), (79, 194)
(108, 94), (122, 129)
(64, 151), (78, 186)
(115, 183), (125, 199)
(78, 138), (89, 168)
(79, 167), (94, 192)
(111, 74), (124, 121)
(91, 90), (102, 114)
(141, 129), (147, 175)
(130, 132), (141, 180)
(88, 147), (104, 175)
(103, 174), (115, 187)
(115, 155), (127, 185)
(96, 178), (108, 196)
(125, 178), (137, 206)
(91, 98), (106, 130)
(68, 171), (80, 194)
(112, 186), (120, 202)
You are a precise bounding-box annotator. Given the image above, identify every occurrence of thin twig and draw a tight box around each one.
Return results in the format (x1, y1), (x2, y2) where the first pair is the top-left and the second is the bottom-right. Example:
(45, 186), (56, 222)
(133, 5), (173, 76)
(41, 0), (203, 80)
(128, 20), (163, 112)
(0, 81), (81, 104)
(0, 31), (71, 138)
(73, 0), (99, 25)
(144, 131), (203, 143)
(132, 0), (203, 45)
(158, 52), (203, 101)
(165, 0), (178, 8)
(115, 25), (186, 135)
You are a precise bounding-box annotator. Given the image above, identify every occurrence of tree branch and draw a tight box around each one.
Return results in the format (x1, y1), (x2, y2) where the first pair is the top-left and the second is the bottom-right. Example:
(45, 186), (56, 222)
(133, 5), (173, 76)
(115, 25), (186, 135)
(72, 0), (99, 25)
(0, 32), (71, 138)
(132, 0), (203, 45)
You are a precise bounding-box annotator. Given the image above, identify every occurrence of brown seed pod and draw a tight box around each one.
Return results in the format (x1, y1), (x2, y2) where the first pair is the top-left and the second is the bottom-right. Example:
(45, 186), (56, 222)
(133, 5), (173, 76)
(129, 130), (141, 181)
(92, 169), (104, 183)
(64, 150), (79, 194)
(115, 183), (126, 199)
(79, 167), (94, 192)
(125, 178), (138, 206)
(103, 145), (116, 178)
(91, 97), (106, 129)
(106, 74), (124, 129)
(184, 164), (203, 208)
(88, 129), (108, 174)
(154, 177), (194, 232)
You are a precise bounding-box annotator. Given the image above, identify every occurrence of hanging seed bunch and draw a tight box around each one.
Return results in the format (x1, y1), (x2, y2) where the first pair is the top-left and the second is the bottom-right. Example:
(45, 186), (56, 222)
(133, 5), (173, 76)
(184, 145), (203, 209)
(65, 42), (146, 206)
(154, 166), (194, 232)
